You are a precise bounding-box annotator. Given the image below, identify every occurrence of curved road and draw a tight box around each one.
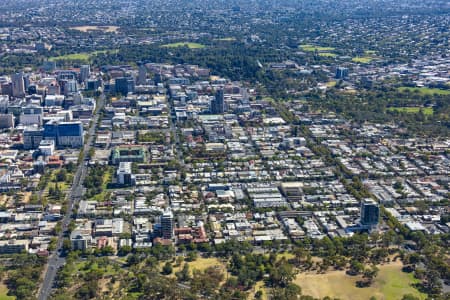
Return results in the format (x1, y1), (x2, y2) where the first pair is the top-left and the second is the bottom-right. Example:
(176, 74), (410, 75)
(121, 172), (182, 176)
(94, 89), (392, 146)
(38, 94), (105, 300)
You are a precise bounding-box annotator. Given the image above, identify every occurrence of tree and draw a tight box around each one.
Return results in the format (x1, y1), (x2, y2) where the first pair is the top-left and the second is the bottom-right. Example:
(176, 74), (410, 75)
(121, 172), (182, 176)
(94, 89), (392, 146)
(393, 181), (403, 191)
(357, 265), (379, 286)
(268, 258), (298, 288)
(348, 259), (364, 275)
(423, 269), (442, 296)
(62, 238), (72, 252)
(176, 263), (190, 282)
(270, 283), (302, 300)
(138, 272), (183, 299)
(401, 294), (420, 300)
(162, 262), (173, 275)
(190, 267), (224, 297)
(117, 246), (133, 256)
(100, 245), (114, 256)
(56, 169), (67, 182)
(186, 251), (197, 262)
(362, 265), (379, 286)
(255, 290), (263, 299)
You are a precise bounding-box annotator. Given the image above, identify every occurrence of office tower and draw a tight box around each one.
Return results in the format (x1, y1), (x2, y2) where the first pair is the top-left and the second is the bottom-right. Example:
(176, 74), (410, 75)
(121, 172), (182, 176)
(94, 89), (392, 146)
(210, 89), (225, 114)
(161, 209), (174, 239)
(43, 120), (84, 148)
(86, 79), (101, 91)
(23, 74), (30, 92)
(0, 96), (9, 113)
(360, 199), (380, 227)
(0, 114), (14, 129)
(62, 80), (78, 96)
(57, 71), (77, 81)
(11, 73), (25, 98)
(1, 82), (12, 97)
(117, 162), (136, 186)
(137, 63), (147, 85)
(80, 65), (90, 83)
(23, 127), (44, 150)
(335, 67), (349, 79)
(20, 105), (43, 126)
(27, 85), (37, 95)
(115, 77), (135, 95)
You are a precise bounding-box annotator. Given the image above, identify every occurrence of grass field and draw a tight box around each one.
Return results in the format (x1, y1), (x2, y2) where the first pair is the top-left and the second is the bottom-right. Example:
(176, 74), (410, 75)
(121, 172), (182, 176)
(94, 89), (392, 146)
(89, 169), (112, 201)
(387, 107), (434, 115)
(295, 262), (425, 300)
(0, 282), (14, 300)
(161, 42), (205, 49)
(74, 261), (118, 276)
(172, 257), (226, 276)
(214, 37), (236, 41)
(319, 52), (337, 57)
(49, 50), (117, 62)
(274, 252), (295, 260)
(300, 44), (335, 52)
(398, 86), (450, 96)
(49, 53), (91, 61)
(352, 56), (374, 63)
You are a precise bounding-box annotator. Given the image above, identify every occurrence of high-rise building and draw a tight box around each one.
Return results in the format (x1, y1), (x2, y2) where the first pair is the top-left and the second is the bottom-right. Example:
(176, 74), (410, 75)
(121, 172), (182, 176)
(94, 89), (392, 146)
(86, 79), (101, 91)
(115, 77), (135, 95)
(80, 65), (90, 83)
(161, 209), (174, 239)
(137, 63), (147, 85)
(57, 71), (77, 82)
(117, 162), (136, 186)
(11, 73), (25, 98)
(23, 127), (44, 150)
(20, 105), (43, 126)
(43, 120), (84, 148)
(1, 82), (12, 97)
(0, 114), (14, 129)
(23, 74), (30, 92)
(360, 199), (380, 227)
(61, 80), (78, 96)
(335, 67), (349, 79)
(210, 89), (225, 114)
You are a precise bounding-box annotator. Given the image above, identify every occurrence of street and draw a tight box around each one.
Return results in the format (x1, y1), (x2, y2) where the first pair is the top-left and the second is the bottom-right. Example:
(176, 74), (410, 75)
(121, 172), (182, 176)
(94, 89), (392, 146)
(37, 94), (105, 300)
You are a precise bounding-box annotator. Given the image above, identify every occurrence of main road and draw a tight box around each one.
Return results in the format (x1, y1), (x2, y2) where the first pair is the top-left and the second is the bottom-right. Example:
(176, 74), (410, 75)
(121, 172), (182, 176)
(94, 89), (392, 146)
(38, 94), (105, 300)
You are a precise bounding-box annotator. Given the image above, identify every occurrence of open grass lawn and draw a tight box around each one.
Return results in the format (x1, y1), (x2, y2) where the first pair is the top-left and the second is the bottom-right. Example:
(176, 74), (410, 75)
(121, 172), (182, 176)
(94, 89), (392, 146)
(387, 107), (434, 115)
(74, 260), (118, 276)
(214, 37), (236, 41)
(352, 56), (374, 63)
(299, 44), (335, 52)
(89, 167), (113, 201)
(0, 282), (14, 300)
(161, 42), (205, 49)
(49, 49), (117, 62)
(398, 86), (450, 96)
(295, 262), (425, 300)
(319, 52), (337, 57)
(171, 257), (226, 276)
(49, 53), (91, 62)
